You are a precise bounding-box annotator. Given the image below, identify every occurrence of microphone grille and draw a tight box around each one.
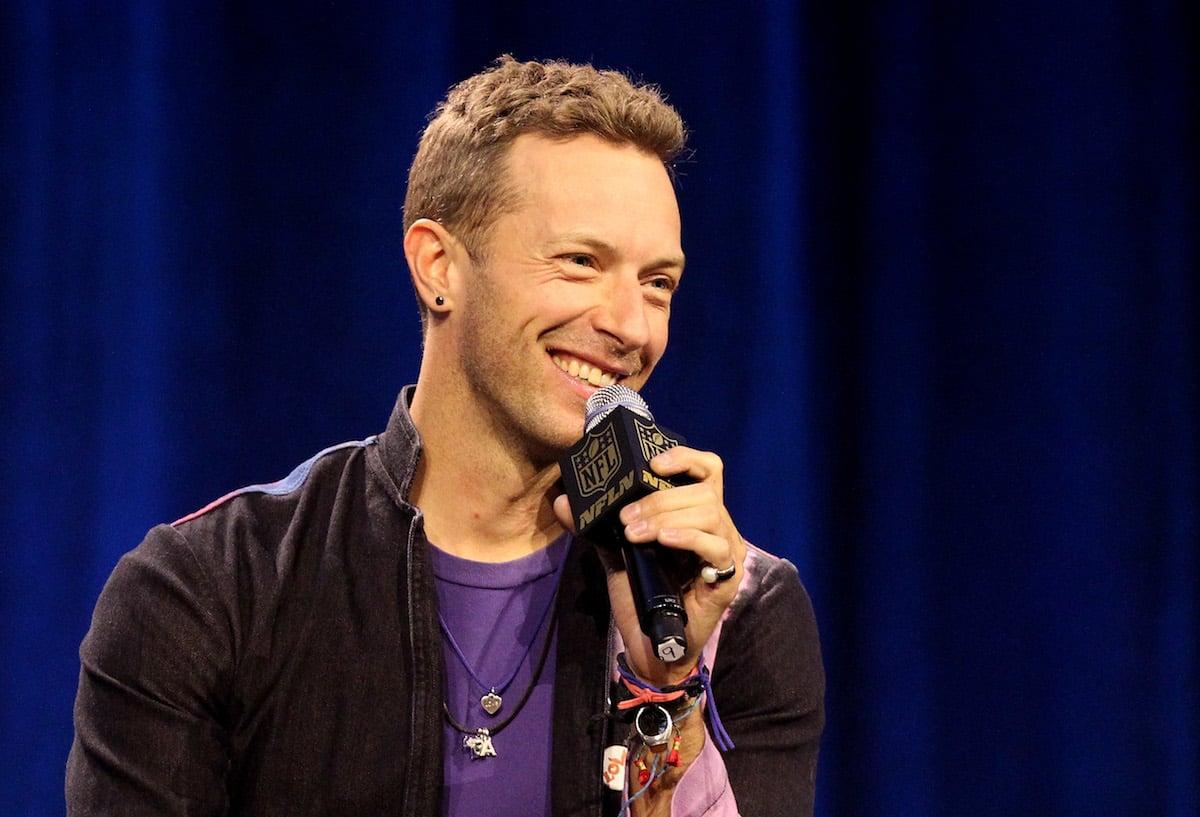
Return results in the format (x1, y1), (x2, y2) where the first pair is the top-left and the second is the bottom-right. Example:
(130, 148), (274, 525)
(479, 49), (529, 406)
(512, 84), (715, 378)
(584, 384), (653, 431)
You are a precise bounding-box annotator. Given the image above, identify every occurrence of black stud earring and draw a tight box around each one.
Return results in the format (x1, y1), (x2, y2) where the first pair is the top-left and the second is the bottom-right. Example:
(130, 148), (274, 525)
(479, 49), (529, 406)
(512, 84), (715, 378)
(435, 295), (445, 307)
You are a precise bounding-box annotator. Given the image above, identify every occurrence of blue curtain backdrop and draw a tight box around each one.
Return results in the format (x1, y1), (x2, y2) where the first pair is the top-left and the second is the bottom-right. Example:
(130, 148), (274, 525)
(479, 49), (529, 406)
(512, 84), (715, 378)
(2, 2), (1196, 815)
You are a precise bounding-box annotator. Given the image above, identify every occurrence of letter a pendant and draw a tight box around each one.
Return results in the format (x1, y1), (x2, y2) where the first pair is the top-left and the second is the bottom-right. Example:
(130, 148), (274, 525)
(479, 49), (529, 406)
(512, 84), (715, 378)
(464, 728), (496, 759)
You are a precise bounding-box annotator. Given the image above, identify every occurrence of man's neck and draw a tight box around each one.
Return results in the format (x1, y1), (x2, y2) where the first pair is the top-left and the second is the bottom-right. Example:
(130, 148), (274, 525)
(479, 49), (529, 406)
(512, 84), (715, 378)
(408, 384), (566, 563)
(410, 458), (564, 563)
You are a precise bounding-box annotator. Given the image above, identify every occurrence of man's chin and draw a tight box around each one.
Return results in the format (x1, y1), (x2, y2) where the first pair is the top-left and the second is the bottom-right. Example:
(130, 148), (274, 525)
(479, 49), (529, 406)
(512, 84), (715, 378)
(526, 425), (584, 470)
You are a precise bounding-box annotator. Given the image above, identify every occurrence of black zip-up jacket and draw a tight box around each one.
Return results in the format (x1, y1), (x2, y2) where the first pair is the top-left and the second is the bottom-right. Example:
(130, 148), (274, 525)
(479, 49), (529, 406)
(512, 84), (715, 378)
(67, 387), (824, 816)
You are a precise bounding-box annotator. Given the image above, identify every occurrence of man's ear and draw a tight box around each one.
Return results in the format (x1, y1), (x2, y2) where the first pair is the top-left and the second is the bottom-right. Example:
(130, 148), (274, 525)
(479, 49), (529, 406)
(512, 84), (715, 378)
(404, 219), (461, 313)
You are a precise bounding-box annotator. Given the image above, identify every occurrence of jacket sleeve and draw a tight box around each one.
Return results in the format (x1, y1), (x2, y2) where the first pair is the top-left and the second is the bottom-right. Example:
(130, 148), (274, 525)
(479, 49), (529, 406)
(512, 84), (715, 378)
(66, 524), (236, 816)
(699, 547), (826, 817)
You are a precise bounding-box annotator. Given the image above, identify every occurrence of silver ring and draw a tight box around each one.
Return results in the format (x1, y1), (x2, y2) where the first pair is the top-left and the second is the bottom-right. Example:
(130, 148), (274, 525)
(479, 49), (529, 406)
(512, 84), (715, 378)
(700, 561), (737, 584)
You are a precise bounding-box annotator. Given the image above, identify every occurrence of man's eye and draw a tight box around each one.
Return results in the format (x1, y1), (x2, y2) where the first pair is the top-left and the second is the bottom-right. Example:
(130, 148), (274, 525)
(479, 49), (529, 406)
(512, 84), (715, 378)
(566, 254), (594, 267)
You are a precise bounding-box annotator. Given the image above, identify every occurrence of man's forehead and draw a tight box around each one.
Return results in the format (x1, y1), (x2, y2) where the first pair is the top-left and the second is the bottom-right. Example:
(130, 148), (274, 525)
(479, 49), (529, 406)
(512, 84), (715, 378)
(489, 133), (682, 256)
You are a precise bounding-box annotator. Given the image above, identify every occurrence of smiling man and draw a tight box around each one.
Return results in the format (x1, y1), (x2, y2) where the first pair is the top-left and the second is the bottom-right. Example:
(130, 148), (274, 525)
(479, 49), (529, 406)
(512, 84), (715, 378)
(67, 57), (825, 817)
(406, 132), (682, 558)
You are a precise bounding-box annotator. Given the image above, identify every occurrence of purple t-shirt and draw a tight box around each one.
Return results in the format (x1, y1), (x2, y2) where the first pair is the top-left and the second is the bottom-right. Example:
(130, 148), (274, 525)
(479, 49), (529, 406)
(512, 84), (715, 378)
(432, 536), (569, 817)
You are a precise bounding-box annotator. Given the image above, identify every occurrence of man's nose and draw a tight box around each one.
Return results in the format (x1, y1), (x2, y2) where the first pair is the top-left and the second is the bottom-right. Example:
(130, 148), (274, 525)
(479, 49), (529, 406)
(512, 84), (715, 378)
(595, 271), (652, 351)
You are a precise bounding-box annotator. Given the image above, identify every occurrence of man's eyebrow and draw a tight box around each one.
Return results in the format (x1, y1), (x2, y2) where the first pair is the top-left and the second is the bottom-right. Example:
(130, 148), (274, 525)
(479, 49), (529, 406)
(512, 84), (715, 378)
(548, 233), (617, 254)
(648, 254), (686, 273)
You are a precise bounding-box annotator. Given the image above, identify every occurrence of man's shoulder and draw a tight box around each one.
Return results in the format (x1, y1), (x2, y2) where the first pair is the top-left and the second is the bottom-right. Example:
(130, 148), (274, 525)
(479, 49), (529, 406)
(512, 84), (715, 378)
(95, 432), (414, 668)
(122, 437), (386, 593)
(172, 437), (378, 529)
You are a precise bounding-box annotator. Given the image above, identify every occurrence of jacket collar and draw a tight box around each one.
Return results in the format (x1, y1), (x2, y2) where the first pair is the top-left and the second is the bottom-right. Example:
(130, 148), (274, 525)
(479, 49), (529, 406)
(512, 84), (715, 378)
(375, 384), (424, 505)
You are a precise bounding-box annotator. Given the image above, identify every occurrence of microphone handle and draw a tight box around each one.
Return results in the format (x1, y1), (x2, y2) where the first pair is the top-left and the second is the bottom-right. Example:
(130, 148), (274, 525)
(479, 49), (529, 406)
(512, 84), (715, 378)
(621, 540), (688, 663)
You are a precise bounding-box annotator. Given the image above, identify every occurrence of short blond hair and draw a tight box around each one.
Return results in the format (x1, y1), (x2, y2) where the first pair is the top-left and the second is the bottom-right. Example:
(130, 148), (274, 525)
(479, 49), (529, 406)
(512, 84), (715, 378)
(403, 55), (687, 265)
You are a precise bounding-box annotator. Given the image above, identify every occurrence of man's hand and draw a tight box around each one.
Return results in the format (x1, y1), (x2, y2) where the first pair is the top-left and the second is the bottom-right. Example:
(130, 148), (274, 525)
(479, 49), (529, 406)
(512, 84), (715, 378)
(554, 445), (745, 687)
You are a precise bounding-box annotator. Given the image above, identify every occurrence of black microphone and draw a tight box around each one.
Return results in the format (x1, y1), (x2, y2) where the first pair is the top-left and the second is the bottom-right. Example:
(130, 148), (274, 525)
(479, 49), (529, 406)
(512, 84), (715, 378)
(559, 384), (696, 663)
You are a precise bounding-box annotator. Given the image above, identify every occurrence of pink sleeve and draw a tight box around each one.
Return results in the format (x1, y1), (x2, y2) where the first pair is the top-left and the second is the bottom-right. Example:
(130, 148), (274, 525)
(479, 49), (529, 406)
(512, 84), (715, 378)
(669, 724), (739, 817)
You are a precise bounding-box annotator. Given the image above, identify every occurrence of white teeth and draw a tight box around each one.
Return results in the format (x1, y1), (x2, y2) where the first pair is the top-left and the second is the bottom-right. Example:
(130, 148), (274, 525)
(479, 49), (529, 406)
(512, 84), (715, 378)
(553, 355), (617, 387)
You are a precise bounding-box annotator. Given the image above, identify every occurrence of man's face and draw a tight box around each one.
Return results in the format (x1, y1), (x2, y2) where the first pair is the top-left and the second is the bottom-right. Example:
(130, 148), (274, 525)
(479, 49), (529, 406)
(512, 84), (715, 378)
(455, 132), (684, 464)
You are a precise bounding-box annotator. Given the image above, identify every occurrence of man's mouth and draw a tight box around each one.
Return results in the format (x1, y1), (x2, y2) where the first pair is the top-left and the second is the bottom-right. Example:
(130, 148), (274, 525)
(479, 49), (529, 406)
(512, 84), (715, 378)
(551, 354), (621, 388)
